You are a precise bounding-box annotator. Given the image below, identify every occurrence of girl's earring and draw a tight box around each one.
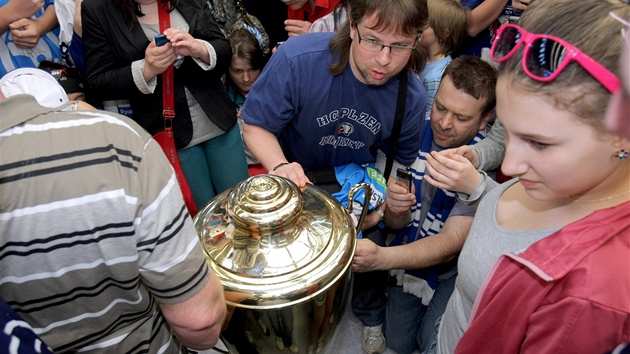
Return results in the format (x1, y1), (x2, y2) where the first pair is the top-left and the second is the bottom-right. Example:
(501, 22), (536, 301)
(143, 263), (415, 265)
(614, 149), (629, 160)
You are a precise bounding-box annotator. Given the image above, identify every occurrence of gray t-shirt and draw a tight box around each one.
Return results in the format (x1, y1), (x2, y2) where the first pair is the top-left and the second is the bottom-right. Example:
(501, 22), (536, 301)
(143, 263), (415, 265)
(436, 178), (561, 354)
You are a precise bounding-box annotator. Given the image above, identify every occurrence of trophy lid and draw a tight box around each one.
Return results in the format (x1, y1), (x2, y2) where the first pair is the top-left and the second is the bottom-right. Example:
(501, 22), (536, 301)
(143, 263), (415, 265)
(193, 175), (357, 309)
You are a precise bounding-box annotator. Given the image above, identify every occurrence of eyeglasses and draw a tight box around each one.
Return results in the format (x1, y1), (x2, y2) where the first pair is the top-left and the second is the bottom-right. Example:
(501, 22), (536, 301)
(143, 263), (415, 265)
(354, 26), (417, 57)
(490, 23), (620, 93)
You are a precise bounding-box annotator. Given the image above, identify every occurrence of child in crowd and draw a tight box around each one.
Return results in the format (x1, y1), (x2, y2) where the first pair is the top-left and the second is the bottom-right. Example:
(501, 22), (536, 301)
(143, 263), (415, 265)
(419, 0), (468, 112)
(226, 27), (266, 175)
(428, 0), (630, 352)
(38, 60), (86, 102)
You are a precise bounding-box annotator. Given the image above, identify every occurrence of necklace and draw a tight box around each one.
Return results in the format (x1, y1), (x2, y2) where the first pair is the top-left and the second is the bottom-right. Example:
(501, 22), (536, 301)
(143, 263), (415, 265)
(566, 190), (630, 203)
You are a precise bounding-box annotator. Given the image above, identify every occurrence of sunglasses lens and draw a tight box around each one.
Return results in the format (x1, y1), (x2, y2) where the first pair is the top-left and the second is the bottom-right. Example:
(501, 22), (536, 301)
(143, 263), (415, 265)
(493, 26), (521, 59)
(526, 37), (567, 79)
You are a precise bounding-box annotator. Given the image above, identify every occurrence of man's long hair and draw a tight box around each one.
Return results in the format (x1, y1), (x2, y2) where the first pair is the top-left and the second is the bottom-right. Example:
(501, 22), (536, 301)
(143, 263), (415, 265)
(328, 0), (428, 75)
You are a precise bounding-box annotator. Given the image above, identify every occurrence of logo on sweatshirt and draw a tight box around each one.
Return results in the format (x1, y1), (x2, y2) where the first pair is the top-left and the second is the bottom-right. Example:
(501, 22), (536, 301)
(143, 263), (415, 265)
(338, 122), (354, 136)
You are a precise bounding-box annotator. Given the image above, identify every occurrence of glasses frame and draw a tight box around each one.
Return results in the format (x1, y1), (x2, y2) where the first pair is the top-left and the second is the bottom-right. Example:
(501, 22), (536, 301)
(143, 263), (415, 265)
(490, 23), (620, 93)
(353, 25), (417, 57)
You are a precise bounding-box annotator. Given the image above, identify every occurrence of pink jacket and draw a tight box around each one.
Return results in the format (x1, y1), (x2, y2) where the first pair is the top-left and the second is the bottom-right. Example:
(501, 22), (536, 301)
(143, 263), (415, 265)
(456, 202), (630, 354)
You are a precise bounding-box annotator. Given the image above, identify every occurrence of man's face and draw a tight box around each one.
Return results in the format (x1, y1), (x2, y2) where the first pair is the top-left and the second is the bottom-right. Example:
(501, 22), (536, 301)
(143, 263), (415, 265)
(348, 14), (417, 86)
(430, 75), (492, 148)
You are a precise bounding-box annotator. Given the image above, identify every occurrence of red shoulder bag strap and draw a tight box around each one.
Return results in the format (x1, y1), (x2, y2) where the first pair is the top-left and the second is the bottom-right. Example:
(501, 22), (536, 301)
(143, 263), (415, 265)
(156, 2), (198, 217)
(157, 2), (175, 121)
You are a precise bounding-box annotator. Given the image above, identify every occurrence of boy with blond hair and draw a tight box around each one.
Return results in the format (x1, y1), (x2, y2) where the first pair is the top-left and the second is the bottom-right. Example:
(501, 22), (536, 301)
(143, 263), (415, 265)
(420, 0), (469, 111)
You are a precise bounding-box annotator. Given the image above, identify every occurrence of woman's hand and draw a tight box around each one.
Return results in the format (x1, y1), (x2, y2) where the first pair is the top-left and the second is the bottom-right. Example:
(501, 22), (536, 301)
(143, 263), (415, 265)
(164, 28), (209, 62)
(143, 40), (177, 82)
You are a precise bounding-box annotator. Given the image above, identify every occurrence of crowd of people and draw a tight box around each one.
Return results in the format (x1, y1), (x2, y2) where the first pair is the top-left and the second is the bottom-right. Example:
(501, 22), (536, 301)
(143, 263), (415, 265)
(1, 0), (629, 353)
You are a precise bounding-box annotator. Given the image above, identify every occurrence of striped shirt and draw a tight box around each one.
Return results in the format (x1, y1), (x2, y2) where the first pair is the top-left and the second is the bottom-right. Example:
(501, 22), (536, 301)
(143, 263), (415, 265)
(0, 95), (210, 353)
(419, 56), (452, 114)
(309, 6), (348, 33)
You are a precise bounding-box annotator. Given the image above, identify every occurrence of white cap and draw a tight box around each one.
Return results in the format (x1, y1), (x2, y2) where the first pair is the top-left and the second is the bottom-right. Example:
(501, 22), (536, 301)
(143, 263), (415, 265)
(0, 67), (69, 108)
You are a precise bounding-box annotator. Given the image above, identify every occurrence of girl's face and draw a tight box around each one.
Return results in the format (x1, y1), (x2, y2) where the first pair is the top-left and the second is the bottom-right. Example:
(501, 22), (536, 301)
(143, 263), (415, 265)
(229, 56), (261, 95)
(497, 76), (622, 202)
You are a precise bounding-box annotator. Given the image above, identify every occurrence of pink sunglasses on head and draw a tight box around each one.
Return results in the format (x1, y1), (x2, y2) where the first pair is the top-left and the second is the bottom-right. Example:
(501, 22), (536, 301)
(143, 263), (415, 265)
(490, 23), (621, 93)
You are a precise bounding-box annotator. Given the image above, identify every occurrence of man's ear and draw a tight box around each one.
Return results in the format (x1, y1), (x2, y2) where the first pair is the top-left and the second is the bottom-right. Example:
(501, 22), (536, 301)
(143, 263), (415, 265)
(348, 21), (356, 40)
(478, 109), (495, 131)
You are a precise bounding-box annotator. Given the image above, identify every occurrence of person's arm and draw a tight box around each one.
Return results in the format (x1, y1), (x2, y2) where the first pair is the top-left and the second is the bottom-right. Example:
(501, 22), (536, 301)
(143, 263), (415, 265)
(137, 133), (226, 351)
(456, 170), (500, 206)
(73, 0), (83, 37)
(353, 215), (473, 272)
(82, 0), (137, 99)
(512, 0), (533, 13)
(241, 122), (310, 187)
(160, 272), (226, 350)
(471, 118), (505, 171)
(184, 0), (231, 72)
(9, 4), (58, 49)
(0, 0), (43, 34)
(466, 0), (510, 37)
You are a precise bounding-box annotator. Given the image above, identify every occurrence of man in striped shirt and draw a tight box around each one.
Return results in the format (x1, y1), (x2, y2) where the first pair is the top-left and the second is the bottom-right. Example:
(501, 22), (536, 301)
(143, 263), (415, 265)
(0, 89), (226, 353)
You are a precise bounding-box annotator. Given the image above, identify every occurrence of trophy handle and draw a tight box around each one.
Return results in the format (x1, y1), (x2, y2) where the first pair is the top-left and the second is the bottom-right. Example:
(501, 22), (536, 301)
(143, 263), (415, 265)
(346, 182), (372, 233)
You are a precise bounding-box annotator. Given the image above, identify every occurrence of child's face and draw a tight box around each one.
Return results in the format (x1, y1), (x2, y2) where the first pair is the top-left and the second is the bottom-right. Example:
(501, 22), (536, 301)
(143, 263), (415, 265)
(419, 26), (436, 49)
(229, 56), (261, 95)
(68, 92), (86, 102)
